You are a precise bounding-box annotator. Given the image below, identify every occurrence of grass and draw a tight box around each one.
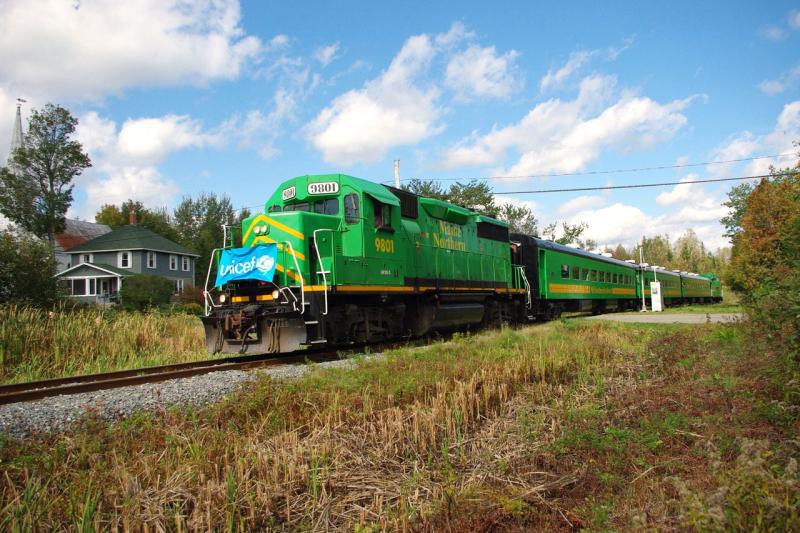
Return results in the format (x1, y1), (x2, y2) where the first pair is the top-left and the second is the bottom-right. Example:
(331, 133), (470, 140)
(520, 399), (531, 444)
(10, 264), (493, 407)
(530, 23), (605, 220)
(0, 304), (208, 384)
(0, 318), (797, 530)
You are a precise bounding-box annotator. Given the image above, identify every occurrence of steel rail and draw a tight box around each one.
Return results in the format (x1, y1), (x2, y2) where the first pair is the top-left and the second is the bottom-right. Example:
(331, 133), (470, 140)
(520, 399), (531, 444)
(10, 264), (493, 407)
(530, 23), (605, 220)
(0, 340), (412, 406)
(0, 351), (340, 406)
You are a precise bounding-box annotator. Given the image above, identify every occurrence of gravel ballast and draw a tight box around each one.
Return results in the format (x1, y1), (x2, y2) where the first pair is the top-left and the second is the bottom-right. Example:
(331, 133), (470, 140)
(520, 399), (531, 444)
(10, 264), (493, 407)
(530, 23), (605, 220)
(0, 356), (373, 440)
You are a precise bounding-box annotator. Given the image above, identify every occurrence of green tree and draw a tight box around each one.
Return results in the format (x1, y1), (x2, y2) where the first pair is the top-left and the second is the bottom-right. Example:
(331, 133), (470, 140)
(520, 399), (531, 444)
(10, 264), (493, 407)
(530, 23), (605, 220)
(0, 230), (61, 306)
(447, 180), (499, 216)
(0, 104), (91, 248)
(721, 181), (755, 239)
(402, 179), (447, 200)
(95, 199), (178, 241)
(497, 202), (538, 235)
(119, 274), (173, 311)
(174, 193), (248, 285)
(542, 221), (588, 245)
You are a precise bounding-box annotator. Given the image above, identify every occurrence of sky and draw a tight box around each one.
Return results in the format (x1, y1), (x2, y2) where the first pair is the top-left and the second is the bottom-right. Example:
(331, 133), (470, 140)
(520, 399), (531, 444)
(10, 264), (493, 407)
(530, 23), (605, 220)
(0, 0), (798, 251)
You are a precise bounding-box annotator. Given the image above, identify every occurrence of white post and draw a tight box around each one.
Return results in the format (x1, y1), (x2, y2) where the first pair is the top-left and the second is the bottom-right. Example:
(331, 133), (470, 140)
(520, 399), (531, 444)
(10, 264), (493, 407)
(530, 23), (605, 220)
(640, 242), (646, 312)
(393, 159), (401, 188)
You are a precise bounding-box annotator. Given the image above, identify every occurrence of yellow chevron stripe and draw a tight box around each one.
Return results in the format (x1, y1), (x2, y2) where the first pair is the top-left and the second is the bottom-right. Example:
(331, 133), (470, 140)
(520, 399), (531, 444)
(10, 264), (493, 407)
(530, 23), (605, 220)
(243, 214), (305, 243)
(275, 264), (302, 283)
(253, 235), (306, 261)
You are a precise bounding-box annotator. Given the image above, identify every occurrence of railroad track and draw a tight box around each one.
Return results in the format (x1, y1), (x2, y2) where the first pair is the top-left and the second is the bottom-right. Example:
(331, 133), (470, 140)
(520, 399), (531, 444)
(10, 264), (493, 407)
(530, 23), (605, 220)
(0, 350), (346, 406)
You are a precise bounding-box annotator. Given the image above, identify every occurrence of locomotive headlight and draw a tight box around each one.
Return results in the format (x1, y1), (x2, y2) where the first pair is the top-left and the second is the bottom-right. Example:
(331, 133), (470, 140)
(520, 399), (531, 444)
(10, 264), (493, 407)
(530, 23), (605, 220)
(219, 294), (227, 303)
(254, 226), (262, 235)
(271, 289), (280, 300)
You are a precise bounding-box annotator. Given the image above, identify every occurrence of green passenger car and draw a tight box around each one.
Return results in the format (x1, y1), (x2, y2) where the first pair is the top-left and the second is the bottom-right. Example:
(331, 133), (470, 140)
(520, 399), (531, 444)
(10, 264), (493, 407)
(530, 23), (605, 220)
(511, 235), (639, 317)
(637, 267), (682, 305)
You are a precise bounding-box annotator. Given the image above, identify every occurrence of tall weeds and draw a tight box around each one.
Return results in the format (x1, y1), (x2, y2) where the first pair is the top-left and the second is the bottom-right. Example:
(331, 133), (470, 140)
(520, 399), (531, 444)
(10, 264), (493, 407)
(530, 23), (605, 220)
(0, 322), (637, 530)
(0, 304), (206, 383)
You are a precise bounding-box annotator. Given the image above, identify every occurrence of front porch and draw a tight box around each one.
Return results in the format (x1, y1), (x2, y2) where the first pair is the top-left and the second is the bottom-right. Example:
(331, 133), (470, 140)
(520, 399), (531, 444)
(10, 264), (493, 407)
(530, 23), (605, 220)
(55, 263), (127, 305)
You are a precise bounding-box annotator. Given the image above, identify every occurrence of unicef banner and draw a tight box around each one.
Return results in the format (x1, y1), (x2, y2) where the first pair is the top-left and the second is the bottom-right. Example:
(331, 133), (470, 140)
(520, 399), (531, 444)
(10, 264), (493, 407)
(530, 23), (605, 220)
(215, 244), (278, 288)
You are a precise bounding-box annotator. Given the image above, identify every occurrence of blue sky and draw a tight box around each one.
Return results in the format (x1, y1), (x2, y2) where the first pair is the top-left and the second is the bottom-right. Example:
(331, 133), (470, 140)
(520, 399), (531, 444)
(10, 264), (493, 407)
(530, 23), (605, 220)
(1, 0), (798, 250)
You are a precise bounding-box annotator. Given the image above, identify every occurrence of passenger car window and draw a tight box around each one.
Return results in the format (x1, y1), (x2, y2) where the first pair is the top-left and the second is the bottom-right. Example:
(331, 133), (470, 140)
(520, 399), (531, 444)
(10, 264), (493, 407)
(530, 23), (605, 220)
(572, 266), (579, 279)
(344, 194), (360, 224)
(591, 270), (597, 282)
(561, 265), (569, 279)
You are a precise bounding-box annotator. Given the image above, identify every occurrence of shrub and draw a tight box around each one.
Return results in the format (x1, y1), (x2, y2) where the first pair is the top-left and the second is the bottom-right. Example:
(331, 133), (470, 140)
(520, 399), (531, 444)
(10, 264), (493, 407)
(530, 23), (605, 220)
(0, 230), (61, 307)
(177, 283), (204, 305)
(119, 274), (173, 311)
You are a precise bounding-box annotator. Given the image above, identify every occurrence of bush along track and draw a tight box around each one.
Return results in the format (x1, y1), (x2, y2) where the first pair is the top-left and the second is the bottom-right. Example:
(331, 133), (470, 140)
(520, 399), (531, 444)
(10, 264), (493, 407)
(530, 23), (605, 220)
(1, 320), (798, 530)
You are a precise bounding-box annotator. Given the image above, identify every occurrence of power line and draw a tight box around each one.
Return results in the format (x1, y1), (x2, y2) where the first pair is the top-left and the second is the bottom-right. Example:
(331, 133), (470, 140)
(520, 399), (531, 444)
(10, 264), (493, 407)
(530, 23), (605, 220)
(386, 151), (796, 183)
(492, 171), (795, 195)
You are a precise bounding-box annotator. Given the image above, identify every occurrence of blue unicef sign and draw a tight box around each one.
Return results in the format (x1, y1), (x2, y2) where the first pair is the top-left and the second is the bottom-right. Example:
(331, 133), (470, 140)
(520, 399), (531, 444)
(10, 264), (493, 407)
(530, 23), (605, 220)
(215, 244), (278, 288)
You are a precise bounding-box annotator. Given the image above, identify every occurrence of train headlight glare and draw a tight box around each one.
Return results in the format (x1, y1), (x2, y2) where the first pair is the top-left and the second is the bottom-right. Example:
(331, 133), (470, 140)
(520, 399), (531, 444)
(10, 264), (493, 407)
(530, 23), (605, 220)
(271, 289), (280, 299)
(219, 294), (227, 303)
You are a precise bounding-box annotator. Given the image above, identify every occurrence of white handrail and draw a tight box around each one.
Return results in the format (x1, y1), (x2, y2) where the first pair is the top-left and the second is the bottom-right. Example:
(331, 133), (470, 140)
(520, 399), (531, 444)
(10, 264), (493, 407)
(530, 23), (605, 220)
(517, 265), (532, 310)
(312, 228), (333, 316)
(282, 240), (305, 314)
(203, 247), (224, 316)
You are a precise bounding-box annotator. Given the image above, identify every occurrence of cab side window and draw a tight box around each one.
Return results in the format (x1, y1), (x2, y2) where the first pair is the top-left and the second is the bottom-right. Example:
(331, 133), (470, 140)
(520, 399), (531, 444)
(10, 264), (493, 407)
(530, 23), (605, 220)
(373, 199), (393, 231)
(344, 193), (360, 224)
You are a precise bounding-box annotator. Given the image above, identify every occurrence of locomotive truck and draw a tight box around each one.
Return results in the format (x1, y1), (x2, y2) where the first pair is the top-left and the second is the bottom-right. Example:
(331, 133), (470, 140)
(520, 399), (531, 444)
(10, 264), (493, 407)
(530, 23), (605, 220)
(201, 174), (721, 354)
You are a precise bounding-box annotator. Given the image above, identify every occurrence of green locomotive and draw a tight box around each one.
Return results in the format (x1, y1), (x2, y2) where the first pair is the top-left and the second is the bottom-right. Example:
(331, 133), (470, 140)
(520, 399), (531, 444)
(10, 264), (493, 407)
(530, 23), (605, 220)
(201, 173), (722, 354)
(202, 174), (527, 353)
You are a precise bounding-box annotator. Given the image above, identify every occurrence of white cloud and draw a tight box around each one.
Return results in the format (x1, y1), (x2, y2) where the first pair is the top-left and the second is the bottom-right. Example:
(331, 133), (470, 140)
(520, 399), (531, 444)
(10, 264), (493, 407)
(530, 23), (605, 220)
(0, 0), (263, 101)
(710, 100), (800, 177)
(557, 194), (607, 214)
(757, 65), (800, 96)
(441, 74), (698, 175)
(314, 43), (340, 67)
(655, 174), (699, 205)
(83, 167), (180, 216)
(494, 194), (538, 213)
(790, 10), (800, 30)
(116, 115), (222, 164)
(540, 51), (595, 92)
(305, 32), (443, 165)
(762, 26), (788, 41)
(445, 45), (522, 101)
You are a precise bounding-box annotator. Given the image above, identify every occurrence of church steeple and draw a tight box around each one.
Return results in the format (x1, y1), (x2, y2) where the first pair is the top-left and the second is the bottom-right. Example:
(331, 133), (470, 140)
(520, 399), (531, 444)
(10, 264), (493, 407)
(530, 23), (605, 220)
(7, 98), (25, 167)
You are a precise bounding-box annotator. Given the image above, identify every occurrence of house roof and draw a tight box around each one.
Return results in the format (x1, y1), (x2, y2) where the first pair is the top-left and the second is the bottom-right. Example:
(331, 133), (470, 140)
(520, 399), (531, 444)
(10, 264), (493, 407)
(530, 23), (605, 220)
(67, 225), (199, 256)
(55, 219), (111, 252)
(55, 262), (131, 278)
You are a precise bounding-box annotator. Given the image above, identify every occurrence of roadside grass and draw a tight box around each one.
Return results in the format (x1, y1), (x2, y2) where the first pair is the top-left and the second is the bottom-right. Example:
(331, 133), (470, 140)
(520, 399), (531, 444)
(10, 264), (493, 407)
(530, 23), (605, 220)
(1, 319), (797, 530)
(0, 304), (207, 384)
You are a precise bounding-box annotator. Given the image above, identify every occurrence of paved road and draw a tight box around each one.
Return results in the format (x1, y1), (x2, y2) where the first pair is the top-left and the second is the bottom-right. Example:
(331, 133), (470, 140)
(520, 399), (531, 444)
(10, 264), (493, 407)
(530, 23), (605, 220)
(584, 313), (743, 324)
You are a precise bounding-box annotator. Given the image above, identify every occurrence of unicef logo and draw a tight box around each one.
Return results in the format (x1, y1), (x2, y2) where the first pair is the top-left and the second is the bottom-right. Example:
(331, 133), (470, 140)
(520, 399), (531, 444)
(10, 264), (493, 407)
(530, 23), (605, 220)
(256, 255), (275, 274)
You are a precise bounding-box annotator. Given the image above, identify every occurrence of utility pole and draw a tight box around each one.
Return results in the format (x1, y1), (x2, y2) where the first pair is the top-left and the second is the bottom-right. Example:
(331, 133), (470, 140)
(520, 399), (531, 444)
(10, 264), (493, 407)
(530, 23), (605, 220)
(393, 159), (400, 188)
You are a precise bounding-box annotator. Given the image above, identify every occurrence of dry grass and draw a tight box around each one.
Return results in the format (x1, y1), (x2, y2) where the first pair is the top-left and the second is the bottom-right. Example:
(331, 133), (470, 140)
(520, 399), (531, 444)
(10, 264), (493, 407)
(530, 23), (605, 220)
(1, 319), (797, 531)
(0, 304), (206, 384)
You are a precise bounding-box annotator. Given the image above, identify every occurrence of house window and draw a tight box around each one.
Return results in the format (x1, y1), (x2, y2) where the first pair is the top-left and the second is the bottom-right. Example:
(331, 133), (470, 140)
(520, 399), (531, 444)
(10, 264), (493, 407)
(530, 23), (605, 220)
(72, 279), (86, 295)
(147, 251), (156, 269)
(118, 251), (131, 268)
(182, 256), (190, 271)
(174, 279), (185, 294)
(169, 255), (178, 271)
(81, 254), (93, 264)
(87, 278), (96, 296)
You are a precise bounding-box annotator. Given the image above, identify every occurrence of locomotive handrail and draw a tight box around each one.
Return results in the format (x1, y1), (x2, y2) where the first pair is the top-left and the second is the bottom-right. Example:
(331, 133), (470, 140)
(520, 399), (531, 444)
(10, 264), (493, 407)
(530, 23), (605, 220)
(203, 247), (224, 316)
(281, 240), (306, 314)
(516, 265), (533, 310)
(312, 228), (334, 316)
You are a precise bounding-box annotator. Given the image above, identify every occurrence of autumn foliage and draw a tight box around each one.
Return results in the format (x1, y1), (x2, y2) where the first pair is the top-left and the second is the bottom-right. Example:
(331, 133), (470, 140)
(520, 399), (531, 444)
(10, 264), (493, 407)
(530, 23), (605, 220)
(727, 168), (800, 353)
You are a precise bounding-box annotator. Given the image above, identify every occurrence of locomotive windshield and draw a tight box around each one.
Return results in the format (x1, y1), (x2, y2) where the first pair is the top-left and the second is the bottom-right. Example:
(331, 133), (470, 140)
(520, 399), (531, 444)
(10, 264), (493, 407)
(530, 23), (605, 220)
(282, 198), (339, 215)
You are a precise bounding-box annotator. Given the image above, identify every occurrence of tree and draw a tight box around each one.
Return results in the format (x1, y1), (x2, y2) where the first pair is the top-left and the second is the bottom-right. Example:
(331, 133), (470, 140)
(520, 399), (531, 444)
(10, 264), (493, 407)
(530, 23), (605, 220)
(0, 104), (91, 247)
(119, 274), (173, 311)
(497, 202), (538, 235)
(403, 179), (447, 200)
(721, 181), (755, 240)
(542, 221), (588, 245)
(447, 180), (499, 216)
(0, 230), (61, 306)
(173, 193), (247, 285)
(95, 199), (178, 241)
